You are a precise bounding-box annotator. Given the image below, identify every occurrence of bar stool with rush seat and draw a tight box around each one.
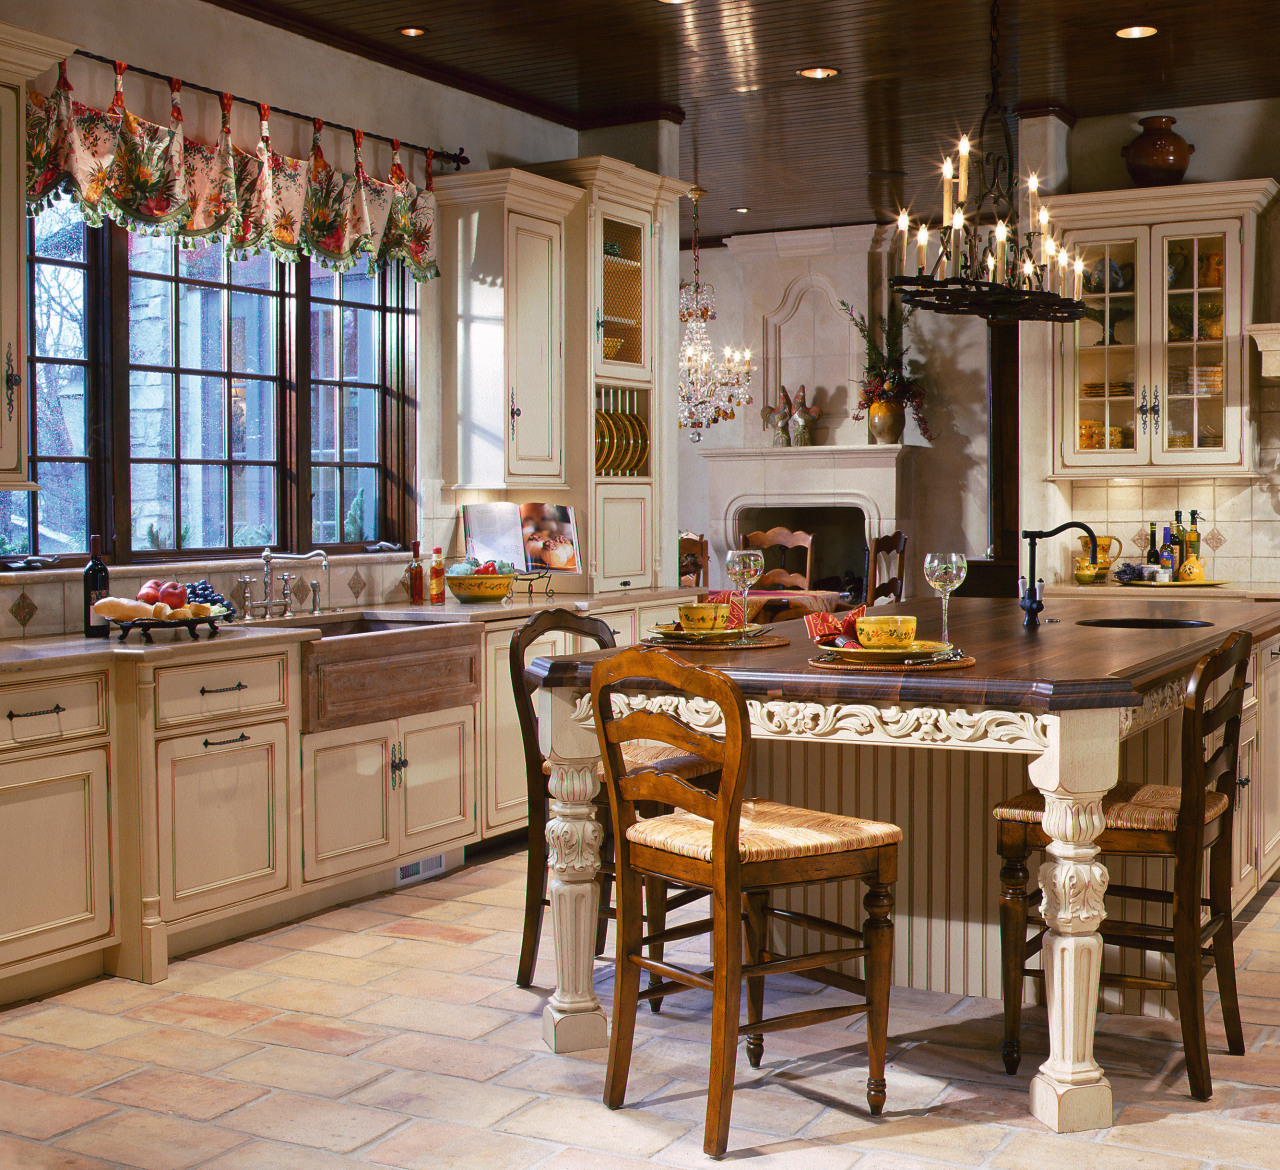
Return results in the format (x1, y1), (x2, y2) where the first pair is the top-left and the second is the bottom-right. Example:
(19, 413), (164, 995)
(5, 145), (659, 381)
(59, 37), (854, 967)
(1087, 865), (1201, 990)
(591, 646), (901, 1156)
(992, 629), (1251, 1099)
(510, 610), (708, 989)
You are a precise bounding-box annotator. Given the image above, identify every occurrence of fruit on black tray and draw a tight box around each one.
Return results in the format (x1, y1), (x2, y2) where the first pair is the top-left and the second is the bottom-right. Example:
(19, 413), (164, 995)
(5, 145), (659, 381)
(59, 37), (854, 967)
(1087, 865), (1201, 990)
(182, 579), (236, 618)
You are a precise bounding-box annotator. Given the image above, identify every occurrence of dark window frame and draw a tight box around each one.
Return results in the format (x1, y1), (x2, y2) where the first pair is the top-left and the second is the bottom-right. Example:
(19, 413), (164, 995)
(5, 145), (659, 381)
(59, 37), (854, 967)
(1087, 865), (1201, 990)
(21, 206), (417, 566)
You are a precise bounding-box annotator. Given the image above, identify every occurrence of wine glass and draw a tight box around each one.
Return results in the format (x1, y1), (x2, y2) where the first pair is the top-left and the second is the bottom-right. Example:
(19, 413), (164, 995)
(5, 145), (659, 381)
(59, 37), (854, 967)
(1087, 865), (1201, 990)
(725, 549), (765, 631)
(923, 552), (967, 647)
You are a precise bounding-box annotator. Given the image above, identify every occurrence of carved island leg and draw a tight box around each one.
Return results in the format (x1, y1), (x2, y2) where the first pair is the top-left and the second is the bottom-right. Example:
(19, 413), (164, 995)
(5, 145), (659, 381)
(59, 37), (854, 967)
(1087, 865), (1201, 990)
(1025, 706), (1119, 1133)
(538, 686), (608, 1053)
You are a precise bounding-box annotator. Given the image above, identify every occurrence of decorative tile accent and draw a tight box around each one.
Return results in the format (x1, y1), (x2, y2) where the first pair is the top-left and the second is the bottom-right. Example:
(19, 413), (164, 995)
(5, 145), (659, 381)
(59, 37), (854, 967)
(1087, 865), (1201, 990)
(1132, 527), (1149, 553)
(230, 579), (250, 612)
(1205, 526), (1227, 551)
(347, 569), (367, 600)
(9, 591), (36, 628)
(291, 577), (311, 607)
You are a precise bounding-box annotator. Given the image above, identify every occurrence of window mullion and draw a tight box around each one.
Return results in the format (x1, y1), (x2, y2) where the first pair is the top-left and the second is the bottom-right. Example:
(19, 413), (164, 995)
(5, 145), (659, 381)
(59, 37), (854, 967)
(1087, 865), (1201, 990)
(108, 224), (133, 563)
(291, 259), (311, 552)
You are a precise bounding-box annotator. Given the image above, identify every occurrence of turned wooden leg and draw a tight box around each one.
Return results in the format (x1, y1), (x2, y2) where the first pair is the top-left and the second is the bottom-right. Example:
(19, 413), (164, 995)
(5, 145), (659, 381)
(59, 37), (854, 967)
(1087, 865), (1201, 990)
(644, 875), (667, 1013)
(1026, 708), (1117, 1134)
(1209, 835), (1245, 1057)
(998, 838), (1032, 1075)
(605, 859), (643, 1110)
(517, 800), (549, 989)
(743, 891), (768, 1069)
(1173, 851), (1211, 1100)
(595, 826), (615, 958)
(540, 687), (608, 1053)
(705, 881), (743, 1158)
(863, 878), (894, 1116)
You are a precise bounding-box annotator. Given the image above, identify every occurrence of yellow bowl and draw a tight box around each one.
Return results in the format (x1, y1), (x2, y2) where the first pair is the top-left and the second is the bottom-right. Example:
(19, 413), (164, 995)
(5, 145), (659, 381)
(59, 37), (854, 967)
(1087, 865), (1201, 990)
(445, 573), (516, 603)
(854, 614), (917, 648)
(678, 603), (732, 631)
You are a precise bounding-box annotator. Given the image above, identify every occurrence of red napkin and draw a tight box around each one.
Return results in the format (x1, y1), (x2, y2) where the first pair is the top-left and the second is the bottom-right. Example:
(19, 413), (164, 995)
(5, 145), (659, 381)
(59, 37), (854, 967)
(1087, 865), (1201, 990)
(805, 605), (865, 645)
(705, 590), (748, 629)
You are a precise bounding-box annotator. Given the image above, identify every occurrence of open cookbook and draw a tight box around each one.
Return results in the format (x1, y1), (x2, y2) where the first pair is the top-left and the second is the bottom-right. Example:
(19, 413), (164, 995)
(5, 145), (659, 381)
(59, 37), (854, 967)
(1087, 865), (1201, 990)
(462, 503), (581, 574)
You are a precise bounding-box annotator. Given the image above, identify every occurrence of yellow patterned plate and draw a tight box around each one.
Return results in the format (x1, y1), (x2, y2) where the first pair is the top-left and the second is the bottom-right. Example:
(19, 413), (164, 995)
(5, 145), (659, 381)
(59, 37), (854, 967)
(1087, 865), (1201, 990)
(648, 623), (762, 643)
(827, 639), (952, 663)
(595, 410), (609, 475)
(631, 412), (650, 472)
(598, 409), (618, 472)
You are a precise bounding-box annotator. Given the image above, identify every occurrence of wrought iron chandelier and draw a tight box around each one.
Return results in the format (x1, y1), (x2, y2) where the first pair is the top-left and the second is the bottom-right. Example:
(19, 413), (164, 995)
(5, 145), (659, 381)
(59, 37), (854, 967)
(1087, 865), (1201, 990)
(678, 186), (752, 441)
(889, 0), (1085, 324)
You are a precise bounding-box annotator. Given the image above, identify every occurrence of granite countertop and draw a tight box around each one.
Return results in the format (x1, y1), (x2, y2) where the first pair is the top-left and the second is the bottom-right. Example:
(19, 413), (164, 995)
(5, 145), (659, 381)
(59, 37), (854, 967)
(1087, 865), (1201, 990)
(1046, 582), (1280, 600)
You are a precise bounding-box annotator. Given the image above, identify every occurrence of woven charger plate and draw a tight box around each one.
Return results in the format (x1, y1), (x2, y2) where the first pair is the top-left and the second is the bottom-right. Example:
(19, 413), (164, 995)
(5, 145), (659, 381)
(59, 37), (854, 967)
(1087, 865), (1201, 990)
(808, 653), (976, 673)
(641, 634), (790, 651)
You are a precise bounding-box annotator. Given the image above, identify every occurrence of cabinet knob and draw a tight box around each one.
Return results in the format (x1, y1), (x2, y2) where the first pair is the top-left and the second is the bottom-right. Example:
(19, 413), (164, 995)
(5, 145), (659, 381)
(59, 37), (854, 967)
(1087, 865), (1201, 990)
(1238, 774), (1251, 788)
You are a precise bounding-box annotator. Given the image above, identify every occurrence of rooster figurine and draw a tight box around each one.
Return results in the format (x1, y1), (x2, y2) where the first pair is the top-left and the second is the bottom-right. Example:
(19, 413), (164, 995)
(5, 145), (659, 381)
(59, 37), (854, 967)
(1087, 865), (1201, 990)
(766, 386), (793, 447)
(788, 385), (821, 447)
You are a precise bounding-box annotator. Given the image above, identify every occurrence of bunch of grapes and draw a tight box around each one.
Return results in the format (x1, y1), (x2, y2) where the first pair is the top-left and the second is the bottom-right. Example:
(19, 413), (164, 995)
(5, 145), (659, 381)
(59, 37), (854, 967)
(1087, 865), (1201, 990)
(182, 579), (235, 617)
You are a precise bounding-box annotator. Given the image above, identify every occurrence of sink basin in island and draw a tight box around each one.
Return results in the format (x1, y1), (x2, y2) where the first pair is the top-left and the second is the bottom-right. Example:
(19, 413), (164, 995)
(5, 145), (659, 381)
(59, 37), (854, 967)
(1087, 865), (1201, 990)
(1077, 617), (1213, 630)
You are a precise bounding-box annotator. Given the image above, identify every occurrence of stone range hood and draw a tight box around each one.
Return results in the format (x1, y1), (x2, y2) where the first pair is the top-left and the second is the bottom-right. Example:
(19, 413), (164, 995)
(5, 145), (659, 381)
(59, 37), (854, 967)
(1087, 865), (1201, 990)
(699, 444), (916, 591)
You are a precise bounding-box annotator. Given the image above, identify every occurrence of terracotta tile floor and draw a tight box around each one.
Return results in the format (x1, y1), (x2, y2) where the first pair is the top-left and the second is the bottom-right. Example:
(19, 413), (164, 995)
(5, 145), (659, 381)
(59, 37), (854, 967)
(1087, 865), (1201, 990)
(2, 847), (1279, 1168)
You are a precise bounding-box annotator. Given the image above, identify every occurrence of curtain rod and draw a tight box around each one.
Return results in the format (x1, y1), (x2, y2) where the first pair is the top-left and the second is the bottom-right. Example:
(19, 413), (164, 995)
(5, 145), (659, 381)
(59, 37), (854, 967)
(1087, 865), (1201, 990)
(71, 49), (469, 170)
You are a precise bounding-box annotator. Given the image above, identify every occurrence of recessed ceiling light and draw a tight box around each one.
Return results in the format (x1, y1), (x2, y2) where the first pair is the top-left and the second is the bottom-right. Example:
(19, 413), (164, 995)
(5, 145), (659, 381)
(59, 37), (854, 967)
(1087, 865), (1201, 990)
(797, 66), (839, 80)
(399, 26), (426, 36)
(1116, 25), (1157, 38)
(732, 207), (750, 214)
(655, 0), (691, 5)
(733, 84), (761, 93)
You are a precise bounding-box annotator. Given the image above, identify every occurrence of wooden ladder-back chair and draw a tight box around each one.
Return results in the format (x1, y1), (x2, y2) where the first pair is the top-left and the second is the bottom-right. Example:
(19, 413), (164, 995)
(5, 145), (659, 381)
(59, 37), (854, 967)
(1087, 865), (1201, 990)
(993, 628), (1251, 1100)
(866, 530), (908, 605)
(740, 526), (814, 590)
(591, 646), (900, 1156)
(678, 534), (710, 588)
(510, 610), (707, 989)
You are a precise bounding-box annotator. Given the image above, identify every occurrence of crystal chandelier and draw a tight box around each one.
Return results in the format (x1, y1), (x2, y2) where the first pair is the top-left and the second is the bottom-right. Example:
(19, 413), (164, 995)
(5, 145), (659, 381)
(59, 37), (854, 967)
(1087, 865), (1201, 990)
(888, 0), (1084, 324)
(679, 186), (752, 441)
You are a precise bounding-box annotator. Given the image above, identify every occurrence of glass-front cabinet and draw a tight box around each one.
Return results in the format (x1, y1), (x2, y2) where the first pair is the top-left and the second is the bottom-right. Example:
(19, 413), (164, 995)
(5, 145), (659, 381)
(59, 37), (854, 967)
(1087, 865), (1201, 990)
(1049, 181), (1277, 479)
(597, 210), (649, 377)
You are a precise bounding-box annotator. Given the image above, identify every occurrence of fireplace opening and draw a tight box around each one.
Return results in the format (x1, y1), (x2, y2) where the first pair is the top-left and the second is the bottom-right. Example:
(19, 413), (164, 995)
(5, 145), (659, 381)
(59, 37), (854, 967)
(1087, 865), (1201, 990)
(735, 506), (869, 597)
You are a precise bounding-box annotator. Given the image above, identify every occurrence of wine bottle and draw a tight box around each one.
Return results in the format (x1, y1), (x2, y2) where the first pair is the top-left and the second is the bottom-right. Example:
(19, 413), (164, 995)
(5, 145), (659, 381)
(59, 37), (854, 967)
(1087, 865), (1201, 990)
(83, 534), (109, 638)
(1187, 510), (1201, 559)
(1146, 522), (1161, 565)
(1159, 526), (1176, 573)
(1174, 510), (1187, 572)
(408, 541), (424, 605)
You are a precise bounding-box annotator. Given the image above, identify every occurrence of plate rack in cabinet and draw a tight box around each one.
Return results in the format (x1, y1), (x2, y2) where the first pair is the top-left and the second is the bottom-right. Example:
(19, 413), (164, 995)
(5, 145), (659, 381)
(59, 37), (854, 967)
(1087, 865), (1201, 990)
(595, 384), (651, 479)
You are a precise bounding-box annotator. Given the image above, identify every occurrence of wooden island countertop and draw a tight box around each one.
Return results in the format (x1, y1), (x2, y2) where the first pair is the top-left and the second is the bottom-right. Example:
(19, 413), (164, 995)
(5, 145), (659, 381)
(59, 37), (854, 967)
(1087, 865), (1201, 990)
(528, 595), (1280, 711)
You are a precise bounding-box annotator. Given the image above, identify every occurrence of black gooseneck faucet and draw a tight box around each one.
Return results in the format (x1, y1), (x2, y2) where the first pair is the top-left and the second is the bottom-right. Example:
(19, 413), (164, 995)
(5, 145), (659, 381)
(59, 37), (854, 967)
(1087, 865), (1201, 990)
(1019, 522), (1097, 628)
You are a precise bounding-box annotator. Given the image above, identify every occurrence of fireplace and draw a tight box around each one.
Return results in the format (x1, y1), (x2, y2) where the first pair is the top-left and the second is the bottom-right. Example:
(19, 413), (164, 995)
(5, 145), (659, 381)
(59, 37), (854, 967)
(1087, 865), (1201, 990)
(699, 444), (917, 594)
(736, 505), (867, 595)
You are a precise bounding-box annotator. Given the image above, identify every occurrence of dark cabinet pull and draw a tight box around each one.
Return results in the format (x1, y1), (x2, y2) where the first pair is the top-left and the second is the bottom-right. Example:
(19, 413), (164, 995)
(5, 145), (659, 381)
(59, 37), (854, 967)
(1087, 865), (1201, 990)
(200, 681), (248, 696)
(203, 732), (250, 748)
(1238, 775), (1251, 788)
(620, 579), (631, 588)
(1271, 648), (1280, 659)
(7, 702), (65, 721)
(390, 742), (409, 788)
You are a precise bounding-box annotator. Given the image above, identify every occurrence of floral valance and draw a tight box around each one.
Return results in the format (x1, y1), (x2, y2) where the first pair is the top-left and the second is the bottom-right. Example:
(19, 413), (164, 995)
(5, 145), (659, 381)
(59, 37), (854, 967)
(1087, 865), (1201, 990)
(26, 60), (438, 281)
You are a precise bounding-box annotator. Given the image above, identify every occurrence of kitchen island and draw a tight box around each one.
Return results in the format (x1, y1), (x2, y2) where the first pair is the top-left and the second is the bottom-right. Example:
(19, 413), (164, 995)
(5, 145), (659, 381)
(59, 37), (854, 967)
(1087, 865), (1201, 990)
(528, 595), (1280, 1133)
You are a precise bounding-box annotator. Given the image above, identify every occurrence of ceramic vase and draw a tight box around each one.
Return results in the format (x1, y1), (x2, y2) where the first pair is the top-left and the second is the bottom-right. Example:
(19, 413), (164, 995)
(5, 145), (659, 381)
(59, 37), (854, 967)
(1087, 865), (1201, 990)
(868, 400), (905, 444)
(1121, 116), (1195, 187)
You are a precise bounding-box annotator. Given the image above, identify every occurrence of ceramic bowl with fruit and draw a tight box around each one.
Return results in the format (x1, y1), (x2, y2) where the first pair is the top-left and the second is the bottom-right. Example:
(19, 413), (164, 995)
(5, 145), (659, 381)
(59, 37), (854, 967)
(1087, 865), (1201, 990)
(444, 557), (517, 603)
(854, 614), (918, 648)
(677, 603), (732, 631)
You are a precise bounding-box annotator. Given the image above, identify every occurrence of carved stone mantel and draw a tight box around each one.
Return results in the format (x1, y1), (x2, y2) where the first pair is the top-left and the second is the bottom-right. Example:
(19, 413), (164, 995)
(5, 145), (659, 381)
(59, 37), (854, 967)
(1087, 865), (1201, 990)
(1247, 324), (1280, 379)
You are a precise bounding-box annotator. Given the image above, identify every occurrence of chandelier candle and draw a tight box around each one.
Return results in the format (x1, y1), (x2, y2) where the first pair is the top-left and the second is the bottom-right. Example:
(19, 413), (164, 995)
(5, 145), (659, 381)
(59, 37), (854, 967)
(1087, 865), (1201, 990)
(942, 156), (953, 224)
(1027, 172), (1039, 234)
(994, 221), (1007, 281)
(1073, 256), (1084, 300)
(957, 135), (970, 203)
(898, 209), (909, 275)
(951, 209), (964, 277)
(917, 223), (928, 275)
(1038, 206), (1051, 264)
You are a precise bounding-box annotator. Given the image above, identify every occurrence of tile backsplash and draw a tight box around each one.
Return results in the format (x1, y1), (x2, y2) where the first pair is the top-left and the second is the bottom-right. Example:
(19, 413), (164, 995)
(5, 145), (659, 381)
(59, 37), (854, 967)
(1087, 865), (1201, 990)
(1065, 477), (1280, 584)
(0, 552), (414, 640)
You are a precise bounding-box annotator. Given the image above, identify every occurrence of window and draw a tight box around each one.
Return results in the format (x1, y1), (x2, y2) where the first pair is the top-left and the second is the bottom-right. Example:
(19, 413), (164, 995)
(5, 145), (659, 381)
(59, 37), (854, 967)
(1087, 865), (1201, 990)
(15, 202), (418, 562)
(0, 201), (95, 556)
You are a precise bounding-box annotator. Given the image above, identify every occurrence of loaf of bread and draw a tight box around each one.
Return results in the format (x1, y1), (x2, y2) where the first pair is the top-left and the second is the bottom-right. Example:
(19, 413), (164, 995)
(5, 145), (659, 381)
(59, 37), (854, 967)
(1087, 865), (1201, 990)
(151, 602), (172, 620)
(165, 606), (193, 621)
(188, 602), (212, 618)
(93, 597), (152, 621)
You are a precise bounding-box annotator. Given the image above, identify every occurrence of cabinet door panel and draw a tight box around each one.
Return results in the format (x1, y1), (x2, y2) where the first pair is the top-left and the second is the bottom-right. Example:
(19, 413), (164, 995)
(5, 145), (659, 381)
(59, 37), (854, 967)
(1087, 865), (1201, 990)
(506, 212), (563, 482)
(596, 205), (651, 379)
(302, 721), (399, 882)
(594, 483), (652, 591)
(399, 708), (477, 853)
(0, 747), (111, 968)
(1233, 716), (1258, 913)
(1258, 652), (1280, 879)
(157, 722), (289, 919)
(484, 625), (565, 834)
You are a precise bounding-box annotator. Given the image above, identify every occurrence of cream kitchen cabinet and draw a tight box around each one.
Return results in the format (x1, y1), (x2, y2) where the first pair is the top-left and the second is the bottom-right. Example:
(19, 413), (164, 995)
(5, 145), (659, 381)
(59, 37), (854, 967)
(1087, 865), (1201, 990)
(1230, 634), (1280, 913)
(1045, 179), (1279, 479)
(483, 620), (567, 835)
(0, 22), (77, 487)
(435, 169), (583, 489)
(593, 482), (653, 592)
(302, 706), (478, 883)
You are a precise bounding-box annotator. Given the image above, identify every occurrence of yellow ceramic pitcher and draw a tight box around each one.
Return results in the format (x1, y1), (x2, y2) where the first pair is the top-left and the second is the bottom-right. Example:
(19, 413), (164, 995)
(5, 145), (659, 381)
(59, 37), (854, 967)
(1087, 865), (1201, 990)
(1079, 534), (1120, 570)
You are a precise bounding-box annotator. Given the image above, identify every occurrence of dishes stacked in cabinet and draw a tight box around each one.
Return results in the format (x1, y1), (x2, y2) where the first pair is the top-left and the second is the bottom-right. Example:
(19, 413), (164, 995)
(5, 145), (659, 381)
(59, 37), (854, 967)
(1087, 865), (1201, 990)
(1047, 179), (1279, 478)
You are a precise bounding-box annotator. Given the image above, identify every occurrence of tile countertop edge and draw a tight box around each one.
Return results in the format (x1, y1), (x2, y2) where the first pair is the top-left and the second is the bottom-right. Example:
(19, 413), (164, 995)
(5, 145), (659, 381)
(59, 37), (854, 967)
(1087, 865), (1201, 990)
(1047, 582), (1280, 600)
(0, 625), (320, 673)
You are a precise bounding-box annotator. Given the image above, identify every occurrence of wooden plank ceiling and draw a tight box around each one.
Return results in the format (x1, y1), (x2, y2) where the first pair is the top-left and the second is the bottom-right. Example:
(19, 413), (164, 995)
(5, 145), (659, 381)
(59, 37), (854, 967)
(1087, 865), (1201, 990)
(200, 0), (1280, 243)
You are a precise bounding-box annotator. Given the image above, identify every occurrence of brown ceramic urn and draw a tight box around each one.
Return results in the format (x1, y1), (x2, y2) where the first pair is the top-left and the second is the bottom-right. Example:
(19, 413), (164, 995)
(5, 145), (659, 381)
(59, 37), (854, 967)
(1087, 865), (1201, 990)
(1121, 116), (1195, 187)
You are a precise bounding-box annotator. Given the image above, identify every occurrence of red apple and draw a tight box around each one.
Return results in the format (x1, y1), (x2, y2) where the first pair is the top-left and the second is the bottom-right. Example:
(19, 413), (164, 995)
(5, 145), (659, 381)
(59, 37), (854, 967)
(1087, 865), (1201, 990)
(136, 584), (161, 604)
(158, 581), (187, 609)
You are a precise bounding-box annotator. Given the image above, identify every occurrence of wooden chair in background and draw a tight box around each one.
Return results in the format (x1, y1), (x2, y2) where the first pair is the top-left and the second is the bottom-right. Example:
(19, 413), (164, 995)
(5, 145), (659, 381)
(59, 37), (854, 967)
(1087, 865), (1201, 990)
(678, 534), (709, 587)
(993, 629), (1251, 1099)
(510, 610), (708, 989)
(592, 646), (900, 1156)
(866, 530), (907, 605)
(740, 526), (814, 590)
